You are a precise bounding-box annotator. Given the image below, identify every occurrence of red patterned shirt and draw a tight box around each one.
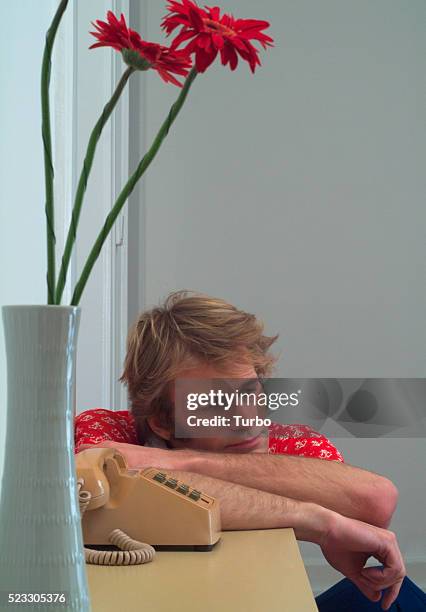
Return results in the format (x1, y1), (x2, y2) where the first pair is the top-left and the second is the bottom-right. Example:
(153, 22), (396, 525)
(74, 408), (344, 462)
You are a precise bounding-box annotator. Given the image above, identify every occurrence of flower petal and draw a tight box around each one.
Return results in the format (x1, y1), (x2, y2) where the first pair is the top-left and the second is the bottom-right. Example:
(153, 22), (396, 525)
(195, 46), (218, 72)
(212, 33), (224, 49)
(188, 5), (205, 31)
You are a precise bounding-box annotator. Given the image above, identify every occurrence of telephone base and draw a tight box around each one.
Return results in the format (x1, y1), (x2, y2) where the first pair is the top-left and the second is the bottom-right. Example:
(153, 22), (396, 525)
(86, 541), (219, 553)
(77, 450), (221, 551)
(153, 542), (219, 552)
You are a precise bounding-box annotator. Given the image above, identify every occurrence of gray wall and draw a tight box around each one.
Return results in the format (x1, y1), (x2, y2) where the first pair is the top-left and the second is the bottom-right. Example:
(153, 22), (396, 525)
(128, 0), (426, 591)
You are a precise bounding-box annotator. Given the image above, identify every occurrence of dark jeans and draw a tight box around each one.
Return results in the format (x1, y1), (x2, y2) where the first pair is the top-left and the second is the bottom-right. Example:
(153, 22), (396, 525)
(315, 576), (426, 611)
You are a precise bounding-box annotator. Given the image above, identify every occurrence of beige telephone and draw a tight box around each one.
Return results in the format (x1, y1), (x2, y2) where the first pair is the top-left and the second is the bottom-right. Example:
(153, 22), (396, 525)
(76, 448), (221, 565)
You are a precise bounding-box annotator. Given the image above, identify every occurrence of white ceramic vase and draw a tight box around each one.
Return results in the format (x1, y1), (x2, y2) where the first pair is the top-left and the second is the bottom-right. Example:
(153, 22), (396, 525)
(0, 305), (90, 611)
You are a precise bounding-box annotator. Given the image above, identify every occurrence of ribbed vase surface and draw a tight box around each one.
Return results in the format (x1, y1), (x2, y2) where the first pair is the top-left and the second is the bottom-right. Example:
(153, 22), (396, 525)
(0, 306), (90, 611)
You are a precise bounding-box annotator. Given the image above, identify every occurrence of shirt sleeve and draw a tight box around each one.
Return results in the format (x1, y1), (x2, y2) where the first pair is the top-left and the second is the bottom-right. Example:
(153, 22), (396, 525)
(268, 422), (345, 463)
(74, 408), (138, 453)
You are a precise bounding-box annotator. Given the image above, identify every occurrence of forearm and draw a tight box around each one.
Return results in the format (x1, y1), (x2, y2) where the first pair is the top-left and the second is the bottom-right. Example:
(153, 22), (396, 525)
(83, 440), (397, 529)
(182, 451), (398, 528)
(167, 468), (332, 544)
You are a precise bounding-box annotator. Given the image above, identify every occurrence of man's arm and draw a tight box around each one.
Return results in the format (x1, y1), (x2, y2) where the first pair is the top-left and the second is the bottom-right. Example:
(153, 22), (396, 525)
(167, 468), (405, 611)
(180, 451), (398, 529)
(168, 468), (327, 536)
(77, 441), (398, 528)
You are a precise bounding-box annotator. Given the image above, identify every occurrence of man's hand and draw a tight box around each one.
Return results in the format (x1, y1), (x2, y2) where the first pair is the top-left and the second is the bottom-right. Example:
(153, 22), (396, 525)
(319, 512), (406, 610)
(77, 441), (192, 471)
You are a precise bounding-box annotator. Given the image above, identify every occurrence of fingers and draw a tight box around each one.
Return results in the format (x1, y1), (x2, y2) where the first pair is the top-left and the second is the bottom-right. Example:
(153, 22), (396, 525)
(78, 441), (113, 450)
(360, 566), (402, 590)
(355, 572), (404, 611)
(356, 528), (405, 611)
(355, 576), (404, 612)
(90, 440), (114, 446)
(363, 530), (406, 586)
(381, 580), (404, 611)
(380, 530), (406, 575)
(359, 557), (405, 610)
(350, 576), (382, 603)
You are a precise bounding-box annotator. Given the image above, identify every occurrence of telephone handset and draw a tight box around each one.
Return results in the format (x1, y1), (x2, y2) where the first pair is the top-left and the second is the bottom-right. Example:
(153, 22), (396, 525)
(76, 447), (221, 565)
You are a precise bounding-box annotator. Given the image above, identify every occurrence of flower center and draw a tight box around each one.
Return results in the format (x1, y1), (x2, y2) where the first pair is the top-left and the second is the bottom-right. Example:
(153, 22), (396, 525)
(203, 18), (235, 37)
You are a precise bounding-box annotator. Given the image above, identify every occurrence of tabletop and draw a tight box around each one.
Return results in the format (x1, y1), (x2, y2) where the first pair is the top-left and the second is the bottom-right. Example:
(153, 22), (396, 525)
(86, 528), (318, 612)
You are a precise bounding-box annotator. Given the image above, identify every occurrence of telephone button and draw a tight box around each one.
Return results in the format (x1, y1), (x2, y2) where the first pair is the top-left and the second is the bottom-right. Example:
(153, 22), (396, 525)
(189, 490), (201, 501)
(153, 472), (167, 483)
(165, 478), (178, 489)
(177, 484), (190, 495)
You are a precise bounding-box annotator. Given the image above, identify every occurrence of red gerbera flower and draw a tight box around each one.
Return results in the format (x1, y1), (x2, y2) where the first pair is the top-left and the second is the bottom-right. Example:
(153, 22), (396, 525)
(161, 0), (273, 73)
(90, 11), (192, 87)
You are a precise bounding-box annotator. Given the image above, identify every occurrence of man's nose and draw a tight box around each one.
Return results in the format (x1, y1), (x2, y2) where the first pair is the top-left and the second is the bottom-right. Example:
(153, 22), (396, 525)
(229, 398), (264, 420)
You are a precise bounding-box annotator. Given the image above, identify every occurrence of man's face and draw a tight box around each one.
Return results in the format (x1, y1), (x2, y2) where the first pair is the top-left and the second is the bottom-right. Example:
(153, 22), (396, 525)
(149, 360), (269, 453)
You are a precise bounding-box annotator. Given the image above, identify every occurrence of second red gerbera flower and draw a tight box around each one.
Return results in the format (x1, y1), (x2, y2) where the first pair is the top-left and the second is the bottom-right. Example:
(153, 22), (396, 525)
(162, 0), (274, 73)
(90, 11), (192, 87)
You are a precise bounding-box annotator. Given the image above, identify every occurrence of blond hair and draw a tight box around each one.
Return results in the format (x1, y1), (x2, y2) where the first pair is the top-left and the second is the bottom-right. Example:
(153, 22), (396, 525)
(119, 290), (278, 441)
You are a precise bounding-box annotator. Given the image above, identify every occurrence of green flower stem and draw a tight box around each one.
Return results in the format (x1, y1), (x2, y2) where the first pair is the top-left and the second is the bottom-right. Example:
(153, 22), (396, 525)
(55, 65), (135, 305)
(71, 67), (198, 306)
(41, 0), (69, 304)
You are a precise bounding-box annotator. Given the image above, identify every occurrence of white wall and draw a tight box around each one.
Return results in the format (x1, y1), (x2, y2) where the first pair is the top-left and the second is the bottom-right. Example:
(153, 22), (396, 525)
(129, 0), (426, 592)
(73, 0), (130, 417)
(0, 1), (57, 483)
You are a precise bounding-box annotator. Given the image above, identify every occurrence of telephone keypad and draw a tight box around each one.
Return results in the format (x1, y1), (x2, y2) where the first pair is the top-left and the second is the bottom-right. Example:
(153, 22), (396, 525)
(151, 472), (203, 502)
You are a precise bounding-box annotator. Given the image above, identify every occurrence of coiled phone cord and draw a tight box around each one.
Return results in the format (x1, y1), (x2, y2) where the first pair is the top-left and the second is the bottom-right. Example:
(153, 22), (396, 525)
(77, 477), (156, 566)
